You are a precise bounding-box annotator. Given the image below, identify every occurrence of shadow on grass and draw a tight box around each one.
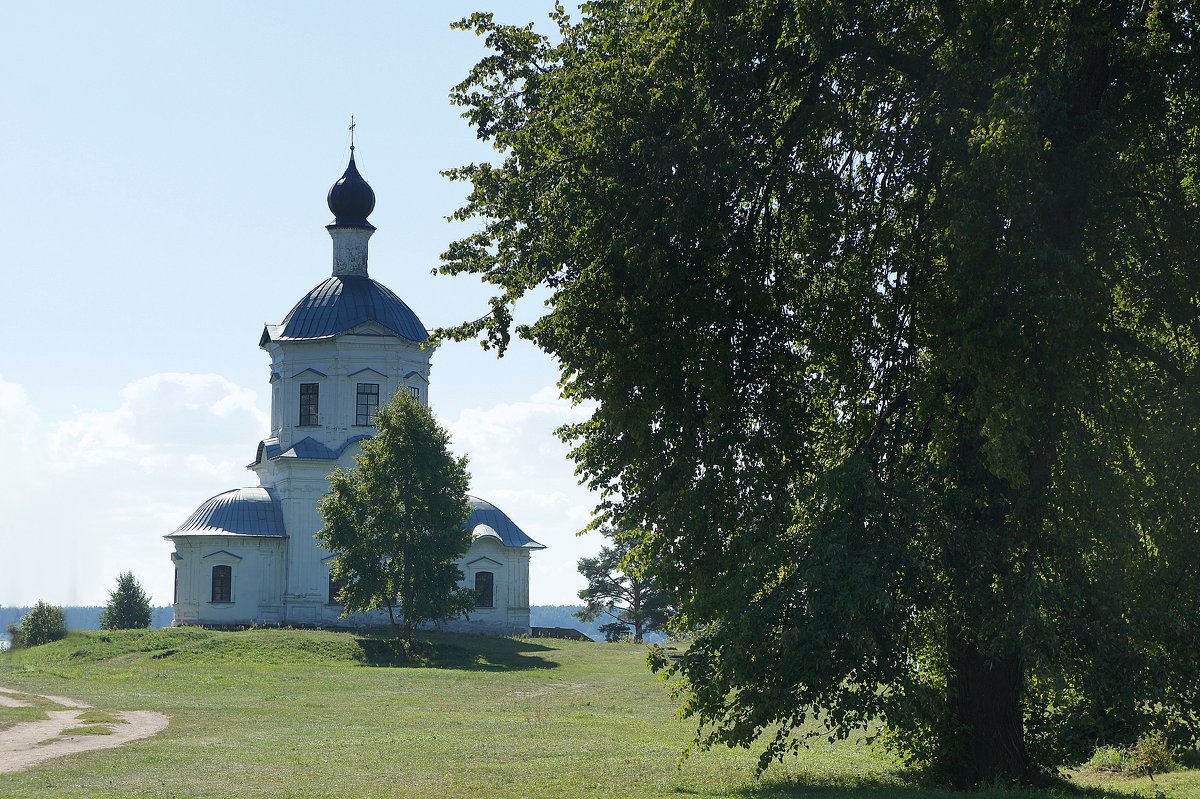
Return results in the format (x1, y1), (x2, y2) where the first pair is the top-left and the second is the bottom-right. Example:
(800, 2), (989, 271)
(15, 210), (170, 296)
(353, 632), (558, 672)
(726, 773), (1145, 799)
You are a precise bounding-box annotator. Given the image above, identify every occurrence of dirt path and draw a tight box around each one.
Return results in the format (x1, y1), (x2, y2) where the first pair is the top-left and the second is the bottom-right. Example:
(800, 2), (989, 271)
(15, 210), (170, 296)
(0, 687), (168, 774)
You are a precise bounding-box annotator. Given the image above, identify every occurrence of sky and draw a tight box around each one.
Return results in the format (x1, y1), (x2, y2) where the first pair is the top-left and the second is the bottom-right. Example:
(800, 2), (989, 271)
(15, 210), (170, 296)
(0, 2), (605, 609)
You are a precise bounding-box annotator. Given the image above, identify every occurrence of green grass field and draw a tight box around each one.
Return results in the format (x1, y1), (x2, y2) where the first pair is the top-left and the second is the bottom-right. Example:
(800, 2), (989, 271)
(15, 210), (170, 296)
(0, 628), (1194, 798)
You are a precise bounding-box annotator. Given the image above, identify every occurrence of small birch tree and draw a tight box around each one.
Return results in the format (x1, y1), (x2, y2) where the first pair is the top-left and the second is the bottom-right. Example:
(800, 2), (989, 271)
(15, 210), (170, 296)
(317, 391), (475, 643)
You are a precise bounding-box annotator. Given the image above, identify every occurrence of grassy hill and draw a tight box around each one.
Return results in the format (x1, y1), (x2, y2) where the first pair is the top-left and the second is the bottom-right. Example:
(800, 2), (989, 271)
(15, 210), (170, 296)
(0, 628), (1193, 798)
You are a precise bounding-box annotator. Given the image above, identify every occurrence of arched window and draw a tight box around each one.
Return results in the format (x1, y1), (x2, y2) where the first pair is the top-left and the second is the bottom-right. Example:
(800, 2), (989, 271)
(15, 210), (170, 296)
(474, 571), (494, 609)
(211, 565), (232, 603)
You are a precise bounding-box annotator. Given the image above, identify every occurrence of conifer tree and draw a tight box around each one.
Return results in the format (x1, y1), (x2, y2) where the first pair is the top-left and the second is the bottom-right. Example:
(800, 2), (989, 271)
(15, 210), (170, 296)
(100, 572), (152, 630)
(576, 528), (669, 642)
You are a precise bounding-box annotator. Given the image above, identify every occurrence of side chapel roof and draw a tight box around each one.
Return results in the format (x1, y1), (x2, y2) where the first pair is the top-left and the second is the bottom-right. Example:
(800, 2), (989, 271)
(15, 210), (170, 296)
(468, 496), (546, 550)
(167, 489), (544, 550)
(167, 487), (286, 538)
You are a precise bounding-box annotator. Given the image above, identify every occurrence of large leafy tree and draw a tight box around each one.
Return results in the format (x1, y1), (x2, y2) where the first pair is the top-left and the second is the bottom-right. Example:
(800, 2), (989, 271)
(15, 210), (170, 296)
(99, 571), (152, 630)
(576, 527), (671, 642)
(443, 0), (1200, 786)
(317, 392), (475, 643)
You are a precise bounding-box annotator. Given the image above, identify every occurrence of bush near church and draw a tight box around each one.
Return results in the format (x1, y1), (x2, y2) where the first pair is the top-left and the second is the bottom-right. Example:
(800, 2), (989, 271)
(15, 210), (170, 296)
(7, 600), (67, 648)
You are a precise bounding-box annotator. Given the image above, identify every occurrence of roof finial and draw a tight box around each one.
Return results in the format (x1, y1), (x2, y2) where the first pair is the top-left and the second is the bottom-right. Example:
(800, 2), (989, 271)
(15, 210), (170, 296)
(349, 114), (356, 158)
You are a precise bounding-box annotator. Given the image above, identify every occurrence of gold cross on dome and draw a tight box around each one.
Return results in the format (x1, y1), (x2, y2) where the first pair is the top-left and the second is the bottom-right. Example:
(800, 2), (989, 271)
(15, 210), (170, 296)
(349, 114), (356, 153)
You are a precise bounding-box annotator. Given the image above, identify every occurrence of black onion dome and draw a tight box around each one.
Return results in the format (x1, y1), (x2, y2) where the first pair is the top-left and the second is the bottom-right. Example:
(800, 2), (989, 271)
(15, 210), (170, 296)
(326, 155), (376, 228)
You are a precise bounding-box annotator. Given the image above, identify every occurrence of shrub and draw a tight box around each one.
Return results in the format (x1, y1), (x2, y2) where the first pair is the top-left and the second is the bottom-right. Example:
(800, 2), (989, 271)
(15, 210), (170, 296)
(99, 571), (152, 630)
(1085, 745), (1131, 773)
(1130, 730), (1175, 776)
(11, 601), (67, 647)
(1084, 731), (1176, 777)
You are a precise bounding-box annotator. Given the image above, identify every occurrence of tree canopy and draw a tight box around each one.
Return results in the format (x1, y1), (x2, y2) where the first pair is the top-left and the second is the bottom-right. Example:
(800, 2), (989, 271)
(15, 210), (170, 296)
(99, 571), (152, 630)
(444, 0), (1200, 786)
(317, 392), (475, 642)
(8, 601), (67, 648)
(576, 526), (671, 642)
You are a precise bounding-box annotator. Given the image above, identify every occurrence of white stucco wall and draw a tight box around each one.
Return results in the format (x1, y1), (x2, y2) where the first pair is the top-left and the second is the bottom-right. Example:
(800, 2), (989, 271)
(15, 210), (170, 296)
(259, 332), (431, 453)
(170, 536), (287, 626)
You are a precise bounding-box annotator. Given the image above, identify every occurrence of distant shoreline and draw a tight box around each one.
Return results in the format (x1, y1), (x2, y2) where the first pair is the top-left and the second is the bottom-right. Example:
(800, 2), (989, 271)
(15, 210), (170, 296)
(0, 605), (658, 643)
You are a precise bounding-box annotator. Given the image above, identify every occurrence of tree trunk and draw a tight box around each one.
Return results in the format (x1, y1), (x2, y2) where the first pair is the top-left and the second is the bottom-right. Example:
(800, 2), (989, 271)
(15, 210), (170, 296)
(402, 618), (414, 645)
(385, 597), (399, 637)
(631, 583), (643, 643)
(944, 623), (1029, 787)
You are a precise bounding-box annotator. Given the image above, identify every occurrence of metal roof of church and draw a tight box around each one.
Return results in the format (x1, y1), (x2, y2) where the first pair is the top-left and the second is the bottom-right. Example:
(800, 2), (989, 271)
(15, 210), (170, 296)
(168, 490), (542, 549)
(263, 276), (428, 343)
(251, 435), (371, 466)
(167, 487), (286, 538)
(468, 496), (546, 549)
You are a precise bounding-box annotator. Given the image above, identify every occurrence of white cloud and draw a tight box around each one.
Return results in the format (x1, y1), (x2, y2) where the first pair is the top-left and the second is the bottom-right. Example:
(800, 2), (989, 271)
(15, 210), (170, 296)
(0, 372), (270, 608)
(0, 375), (40, 438)
(0, 374), (44, 492)
(0, 375), (605, 609)
(47, 372), (267, 476)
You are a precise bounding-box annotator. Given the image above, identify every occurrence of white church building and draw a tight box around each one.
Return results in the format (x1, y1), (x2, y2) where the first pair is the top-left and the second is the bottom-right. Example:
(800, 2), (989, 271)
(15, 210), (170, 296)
(166, 149), (544, 634)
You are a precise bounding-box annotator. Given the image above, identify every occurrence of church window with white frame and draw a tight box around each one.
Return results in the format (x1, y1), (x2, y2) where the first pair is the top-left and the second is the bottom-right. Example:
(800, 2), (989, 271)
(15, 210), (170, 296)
(211, 565), (232, 603)
(474, 571), (494, 609)
(355, 383), (379, 426)
(328, 571), (347, 605)
(299, 383), (319, 425)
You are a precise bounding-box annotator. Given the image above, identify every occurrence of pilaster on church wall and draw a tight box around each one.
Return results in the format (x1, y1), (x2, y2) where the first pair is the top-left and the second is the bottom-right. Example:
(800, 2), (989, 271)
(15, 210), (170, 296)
(270, 460), (339, 604)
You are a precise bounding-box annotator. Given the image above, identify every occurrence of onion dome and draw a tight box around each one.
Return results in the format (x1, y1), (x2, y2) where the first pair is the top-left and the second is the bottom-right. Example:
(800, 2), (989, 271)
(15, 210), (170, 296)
(326, 154), (376, 228)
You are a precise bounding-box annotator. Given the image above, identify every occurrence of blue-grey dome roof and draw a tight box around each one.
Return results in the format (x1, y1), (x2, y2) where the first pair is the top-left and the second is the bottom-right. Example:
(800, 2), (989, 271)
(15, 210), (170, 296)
(269, 276), (428, 342)
(168, 487), (286, 538)
(468, 496), (545, 549)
